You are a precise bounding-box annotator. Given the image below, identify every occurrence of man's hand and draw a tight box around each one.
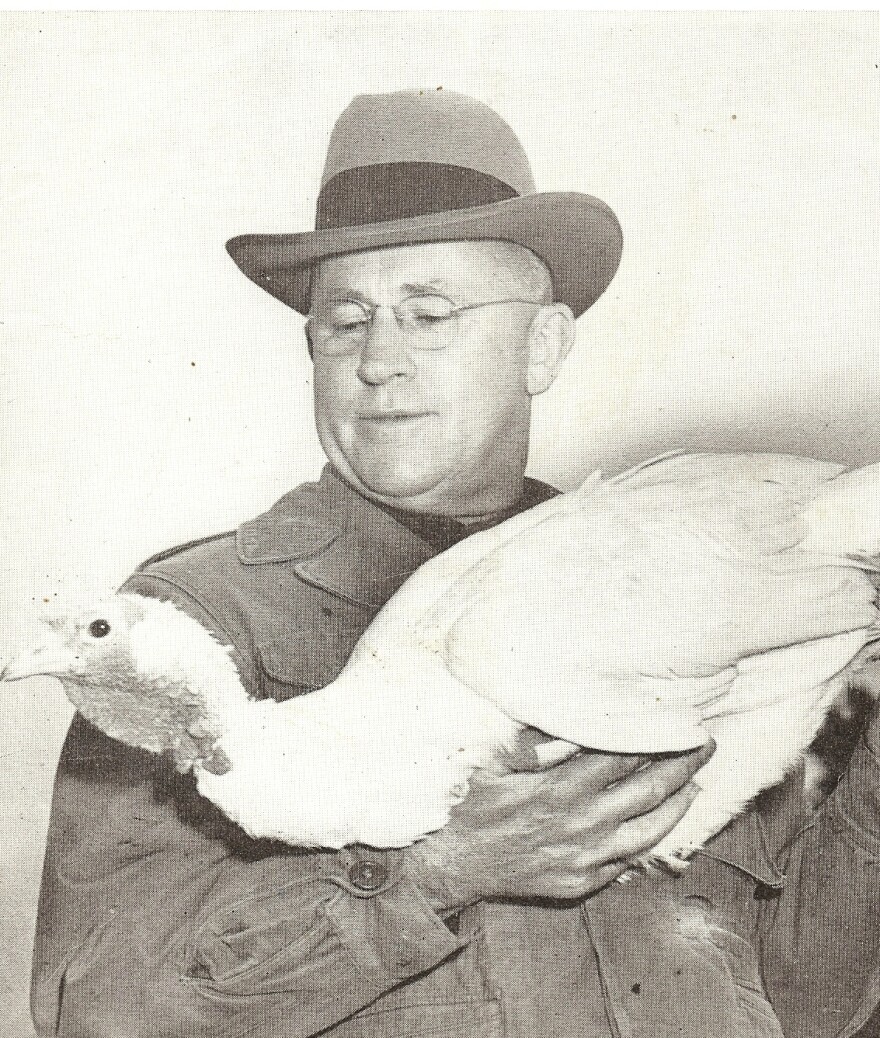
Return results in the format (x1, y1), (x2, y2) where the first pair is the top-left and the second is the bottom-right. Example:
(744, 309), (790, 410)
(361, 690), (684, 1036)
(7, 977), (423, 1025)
(406, 739), (714, 913)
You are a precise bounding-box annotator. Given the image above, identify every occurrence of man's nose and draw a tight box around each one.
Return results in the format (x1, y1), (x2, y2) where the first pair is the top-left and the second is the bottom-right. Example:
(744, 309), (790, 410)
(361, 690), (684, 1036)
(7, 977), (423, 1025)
(356, 308), (417, 385)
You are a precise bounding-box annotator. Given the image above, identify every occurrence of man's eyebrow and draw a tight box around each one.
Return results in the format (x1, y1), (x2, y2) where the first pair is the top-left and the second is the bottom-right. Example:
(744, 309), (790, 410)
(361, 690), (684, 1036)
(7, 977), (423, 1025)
(318, 289), (372, 306)
(316, 282), (454, 306)
(400, 281), (452, 296)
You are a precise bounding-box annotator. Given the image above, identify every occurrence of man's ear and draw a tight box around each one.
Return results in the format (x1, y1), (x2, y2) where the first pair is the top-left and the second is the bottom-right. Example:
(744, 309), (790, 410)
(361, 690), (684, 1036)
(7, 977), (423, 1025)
(525, 304), (576, 396)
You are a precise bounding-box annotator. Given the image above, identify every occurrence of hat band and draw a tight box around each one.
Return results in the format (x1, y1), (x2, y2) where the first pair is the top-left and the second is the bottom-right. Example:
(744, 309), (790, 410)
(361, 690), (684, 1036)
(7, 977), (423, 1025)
(316, 162), (519, 231)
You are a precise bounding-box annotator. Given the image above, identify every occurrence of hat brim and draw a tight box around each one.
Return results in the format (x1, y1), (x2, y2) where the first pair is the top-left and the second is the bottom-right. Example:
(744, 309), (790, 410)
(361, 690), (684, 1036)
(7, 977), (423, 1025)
(225, 192), (622, 319)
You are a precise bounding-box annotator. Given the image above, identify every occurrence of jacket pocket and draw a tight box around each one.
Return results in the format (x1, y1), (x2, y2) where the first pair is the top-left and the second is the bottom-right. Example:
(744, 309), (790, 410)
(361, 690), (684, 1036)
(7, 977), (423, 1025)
(183, 904), (475, 1038)
(256, 640), (319, 701)
(256, 636), (345, 702)
(254, 594), (370, 703)
(183, 884), (328, 996)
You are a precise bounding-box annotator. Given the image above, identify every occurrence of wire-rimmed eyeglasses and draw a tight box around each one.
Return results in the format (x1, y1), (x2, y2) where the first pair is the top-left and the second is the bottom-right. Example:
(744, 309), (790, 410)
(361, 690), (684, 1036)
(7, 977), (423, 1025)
(306, 295), (542, 356)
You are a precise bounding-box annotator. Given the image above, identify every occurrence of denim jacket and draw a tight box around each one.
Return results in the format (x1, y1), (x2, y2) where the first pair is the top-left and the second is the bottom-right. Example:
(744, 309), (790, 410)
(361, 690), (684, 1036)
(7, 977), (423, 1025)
(32, 467), (880, 1038)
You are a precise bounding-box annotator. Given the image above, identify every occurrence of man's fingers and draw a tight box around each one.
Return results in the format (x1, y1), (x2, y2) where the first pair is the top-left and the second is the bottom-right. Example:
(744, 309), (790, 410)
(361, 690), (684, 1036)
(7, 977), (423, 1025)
(607, 780), (702, 861)
(597, 740), (714, 822)
(500, 727), (570, 771)
(533, 739), (582, 769)
(564, 859), (629, 897)
(554, 749), (650, 795)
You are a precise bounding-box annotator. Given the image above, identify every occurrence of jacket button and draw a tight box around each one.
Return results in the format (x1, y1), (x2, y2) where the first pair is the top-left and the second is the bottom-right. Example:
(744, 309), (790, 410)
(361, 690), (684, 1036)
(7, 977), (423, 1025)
(349, 860), (387, 891)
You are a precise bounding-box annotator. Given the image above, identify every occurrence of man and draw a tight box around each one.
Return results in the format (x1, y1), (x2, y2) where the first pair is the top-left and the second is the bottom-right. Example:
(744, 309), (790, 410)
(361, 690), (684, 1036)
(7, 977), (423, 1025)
(32, 89), (880, 1038)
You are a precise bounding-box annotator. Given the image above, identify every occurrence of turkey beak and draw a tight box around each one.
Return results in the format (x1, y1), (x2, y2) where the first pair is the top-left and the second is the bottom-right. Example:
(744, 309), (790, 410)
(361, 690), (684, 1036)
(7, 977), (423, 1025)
(0, 627), (75, 682)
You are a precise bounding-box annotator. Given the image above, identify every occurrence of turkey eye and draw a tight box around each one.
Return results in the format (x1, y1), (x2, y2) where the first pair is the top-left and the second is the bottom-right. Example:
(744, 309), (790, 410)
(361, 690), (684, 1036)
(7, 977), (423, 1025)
(88, 619), (111, 638)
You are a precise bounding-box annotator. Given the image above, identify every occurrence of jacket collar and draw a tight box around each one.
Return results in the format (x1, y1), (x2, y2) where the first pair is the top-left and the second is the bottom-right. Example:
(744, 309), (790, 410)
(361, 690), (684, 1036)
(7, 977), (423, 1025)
(236, 466), (450, 607)
(237, 465), (558, 608)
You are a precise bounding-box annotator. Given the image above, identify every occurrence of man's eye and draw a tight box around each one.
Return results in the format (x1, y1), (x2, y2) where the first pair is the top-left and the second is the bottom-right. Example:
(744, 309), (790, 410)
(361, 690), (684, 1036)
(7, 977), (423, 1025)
(410, 311), (450, 326)
(405, 299), (455, 325)
(328, 305), (369, 333)
(333, 322), (366, 336)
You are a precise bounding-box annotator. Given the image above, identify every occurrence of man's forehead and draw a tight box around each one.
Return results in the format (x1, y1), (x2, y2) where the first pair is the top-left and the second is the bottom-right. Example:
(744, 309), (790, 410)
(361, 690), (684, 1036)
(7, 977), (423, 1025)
(311, 241), (512, 301)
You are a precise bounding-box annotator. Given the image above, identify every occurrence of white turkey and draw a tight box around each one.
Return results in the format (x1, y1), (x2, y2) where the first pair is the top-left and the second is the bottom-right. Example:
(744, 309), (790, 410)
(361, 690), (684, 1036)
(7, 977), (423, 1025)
(4, 451), (880, 866)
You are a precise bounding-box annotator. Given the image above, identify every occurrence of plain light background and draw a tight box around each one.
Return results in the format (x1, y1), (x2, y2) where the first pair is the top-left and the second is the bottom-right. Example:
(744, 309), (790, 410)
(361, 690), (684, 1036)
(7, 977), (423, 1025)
(2, 12), (880, 1034)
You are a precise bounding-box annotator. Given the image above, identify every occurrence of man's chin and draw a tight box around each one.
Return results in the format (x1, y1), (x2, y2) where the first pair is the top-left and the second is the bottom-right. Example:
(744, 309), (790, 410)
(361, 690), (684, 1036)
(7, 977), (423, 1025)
(351, 468), (444, 505)
(339, 456), (450, 508)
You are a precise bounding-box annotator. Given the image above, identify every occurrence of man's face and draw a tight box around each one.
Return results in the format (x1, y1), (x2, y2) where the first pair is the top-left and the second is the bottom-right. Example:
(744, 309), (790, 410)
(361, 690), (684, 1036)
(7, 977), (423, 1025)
(308, 241), (550, 517)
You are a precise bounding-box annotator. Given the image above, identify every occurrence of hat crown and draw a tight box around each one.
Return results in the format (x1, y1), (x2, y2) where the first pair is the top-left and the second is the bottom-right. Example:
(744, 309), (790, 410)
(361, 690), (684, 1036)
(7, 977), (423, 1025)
(321, 89), (537, 197)
(226, 89), (623, 320)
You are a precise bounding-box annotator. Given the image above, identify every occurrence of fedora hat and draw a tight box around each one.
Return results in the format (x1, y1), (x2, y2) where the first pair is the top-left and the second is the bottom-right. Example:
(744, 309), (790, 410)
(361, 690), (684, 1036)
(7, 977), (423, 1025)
(226, 89), (622, 318)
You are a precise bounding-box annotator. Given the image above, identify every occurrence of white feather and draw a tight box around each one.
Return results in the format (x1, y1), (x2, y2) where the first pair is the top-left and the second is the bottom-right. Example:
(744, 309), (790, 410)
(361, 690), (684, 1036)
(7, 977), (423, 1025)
(800, 459), (880, 556)
(125, 596), (245, 734)
(195, 653), (520, 847)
